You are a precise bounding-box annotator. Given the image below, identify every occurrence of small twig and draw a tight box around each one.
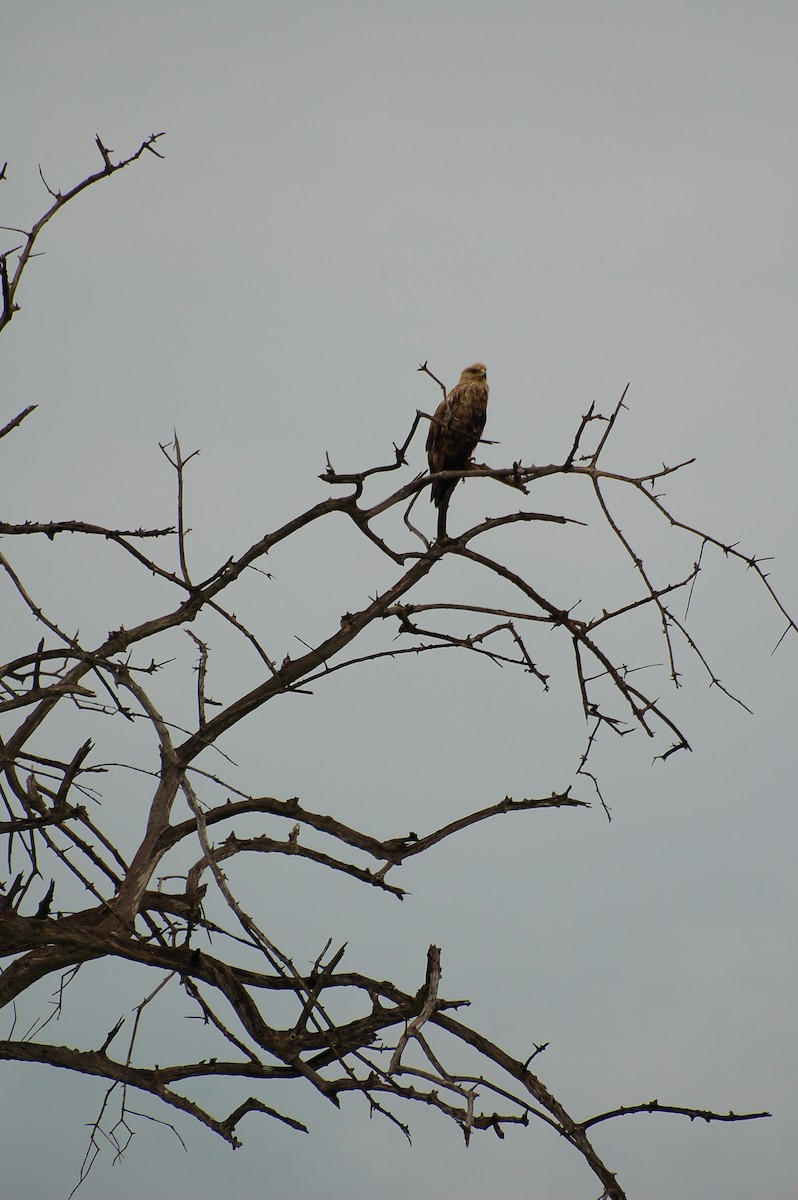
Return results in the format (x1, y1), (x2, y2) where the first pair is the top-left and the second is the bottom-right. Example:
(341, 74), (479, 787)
(0, 405), (37, 441)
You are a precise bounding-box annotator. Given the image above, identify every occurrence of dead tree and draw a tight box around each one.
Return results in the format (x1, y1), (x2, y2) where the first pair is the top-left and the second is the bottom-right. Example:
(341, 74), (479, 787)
(0, 136), (794, 1200)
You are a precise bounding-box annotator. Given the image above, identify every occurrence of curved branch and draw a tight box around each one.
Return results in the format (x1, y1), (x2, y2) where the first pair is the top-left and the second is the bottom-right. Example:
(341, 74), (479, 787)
(1, 133), (165, 335)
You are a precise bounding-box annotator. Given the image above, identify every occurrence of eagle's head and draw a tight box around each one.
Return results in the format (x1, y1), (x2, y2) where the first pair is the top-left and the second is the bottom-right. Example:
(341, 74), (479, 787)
(461, 363), (487, 382)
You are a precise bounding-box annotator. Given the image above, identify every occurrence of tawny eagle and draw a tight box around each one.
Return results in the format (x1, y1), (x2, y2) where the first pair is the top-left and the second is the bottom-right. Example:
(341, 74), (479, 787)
(426, 362), (489, 519)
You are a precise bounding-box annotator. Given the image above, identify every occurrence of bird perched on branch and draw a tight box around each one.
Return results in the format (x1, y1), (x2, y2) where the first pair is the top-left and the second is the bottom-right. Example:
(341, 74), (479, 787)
(426, 362), (489, 539)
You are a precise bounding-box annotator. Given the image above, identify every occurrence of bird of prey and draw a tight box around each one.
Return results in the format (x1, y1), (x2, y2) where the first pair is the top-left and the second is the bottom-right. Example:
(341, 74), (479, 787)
(426, 362), (489, 538)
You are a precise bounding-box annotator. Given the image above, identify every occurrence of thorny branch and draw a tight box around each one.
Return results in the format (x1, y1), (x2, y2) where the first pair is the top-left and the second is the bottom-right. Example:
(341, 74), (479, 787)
(1, 136), (795, 1200)
(1, 132), (165, 335)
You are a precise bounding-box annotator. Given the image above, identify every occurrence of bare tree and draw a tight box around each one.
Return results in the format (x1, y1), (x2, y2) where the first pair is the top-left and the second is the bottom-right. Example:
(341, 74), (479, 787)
(1, 136), (794, 1200)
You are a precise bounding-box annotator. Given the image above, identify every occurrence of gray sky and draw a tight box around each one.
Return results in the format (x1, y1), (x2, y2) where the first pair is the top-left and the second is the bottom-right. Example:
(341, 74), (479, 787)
(2, 3), (796, 1197)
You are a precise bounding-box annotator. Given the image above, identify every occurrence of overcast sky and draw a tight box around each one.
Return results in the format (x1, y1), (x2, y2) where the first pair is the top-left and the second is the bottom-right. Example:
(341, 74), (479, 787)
(2, 3), (796, 1198)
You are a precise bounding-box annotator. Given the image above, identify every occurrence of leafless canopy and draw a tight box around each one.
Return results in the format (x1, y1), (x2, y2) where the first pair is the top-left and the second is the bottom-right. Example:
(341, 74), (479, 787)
(1, 136), (793, 1200)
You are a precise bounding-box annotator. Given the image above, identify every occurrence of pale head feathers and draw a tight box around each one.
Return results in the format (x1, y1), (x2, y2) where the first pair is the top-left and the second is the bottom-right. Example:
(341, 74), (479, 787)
(459, 362), (487, 382)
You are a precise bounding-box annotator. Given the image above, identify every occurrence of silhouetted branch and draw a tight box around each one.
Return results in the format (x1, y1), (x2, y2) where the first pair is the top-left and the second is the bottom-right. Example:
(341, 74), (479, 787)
(1, 133), (165, 335)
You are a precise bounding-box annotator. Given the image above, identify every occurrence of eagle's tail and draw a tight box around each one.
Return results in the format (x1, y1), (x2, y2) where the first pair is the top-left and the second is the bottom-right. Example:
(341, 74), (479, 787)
(431, 477), (456, 541)
(430, 475), (457, 508)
